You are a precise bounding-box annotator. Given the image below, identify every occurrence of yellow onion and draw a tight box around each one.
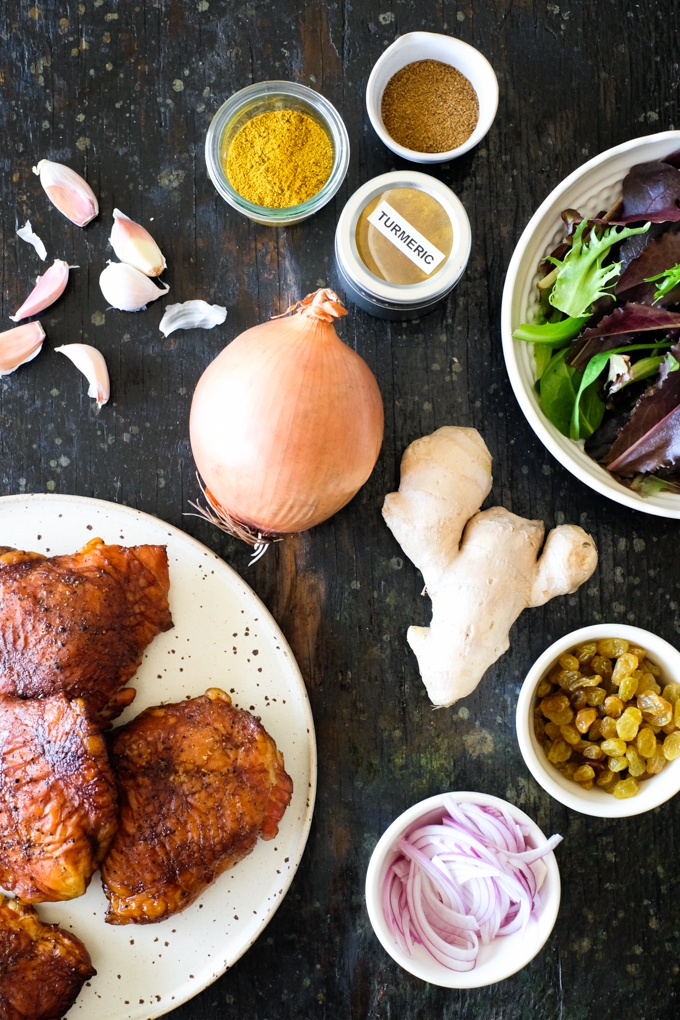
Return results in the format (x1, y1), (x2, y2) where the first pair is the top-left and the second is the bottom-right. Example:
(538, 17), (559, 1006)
(189, 289), (384, 543)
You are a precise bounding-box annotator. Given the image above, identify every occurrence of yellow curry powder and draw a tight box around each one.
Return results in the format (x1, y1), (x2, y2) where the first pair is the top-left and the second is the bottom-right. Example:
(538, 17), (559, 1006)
(223, 109), (333, 208)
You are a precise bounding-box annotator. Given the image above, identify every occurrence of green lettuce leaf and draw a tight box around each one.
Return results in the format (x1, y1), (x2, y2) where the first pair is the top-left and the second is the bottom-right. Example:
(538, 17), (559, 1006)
(549, 220), (650, 318)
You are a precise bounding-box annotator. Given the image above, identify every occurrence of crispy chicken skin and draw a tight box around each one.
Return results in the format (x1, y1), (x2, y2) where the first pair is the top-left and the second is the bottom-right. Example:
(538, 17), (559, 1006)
(101, 688), (293, 925)
(0, 896), (94, 1020)
(0, 538), (172, 717)
(0, 695), (118, 902)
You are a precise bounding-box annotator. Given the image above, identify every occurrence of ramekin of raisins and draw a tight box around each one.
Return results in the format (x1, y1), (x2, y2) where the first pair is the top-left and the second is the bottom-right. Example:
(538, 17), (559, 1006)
(516, 625), (680, 817)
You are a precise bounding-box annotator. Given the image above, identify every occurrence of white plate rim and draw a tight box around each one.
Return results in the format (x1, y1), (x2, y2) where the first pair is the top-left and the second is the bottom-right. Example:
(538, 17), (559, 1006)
(0, 492), (317, 1020)
(501, 129), (680, 518)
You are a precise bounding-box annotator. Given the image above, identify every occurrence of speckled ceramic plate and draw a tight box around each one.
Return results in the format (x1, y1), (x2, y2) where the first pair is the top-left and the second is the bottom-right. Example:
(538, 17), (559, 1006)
(0, 493), (317, 1020)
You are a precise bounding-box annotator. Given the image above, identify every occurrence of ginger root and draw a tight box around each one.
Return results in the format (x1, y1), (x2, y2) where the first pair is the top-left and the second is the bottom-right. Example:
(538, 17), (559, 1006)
(382, 426), (598, 707)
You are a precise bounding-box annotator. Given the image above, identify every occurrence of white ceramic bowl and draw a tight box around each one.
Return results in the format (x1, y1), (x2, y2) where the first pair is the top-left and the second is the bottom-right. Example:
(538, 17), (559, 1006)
(365, 791), (561, 988)
(366, 32), (498, 163)
(516, 624), (680, 819)
(501, 130), (680, 518)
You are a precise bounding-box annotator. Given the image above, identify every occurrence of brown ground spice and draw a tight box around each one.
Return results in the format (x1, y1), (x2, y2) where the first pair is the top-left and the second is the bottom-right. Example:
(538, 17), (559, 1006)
(381, 59), (479, 153)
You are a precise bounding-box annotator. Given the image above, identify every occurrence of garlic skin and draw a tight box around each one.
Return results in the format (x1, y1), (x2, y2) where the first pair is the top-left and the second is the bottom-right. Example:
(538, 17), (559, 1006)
(10, 260), (71, 323)
(0, 321), (45, 376)
(159, 300), (227, 337)
(55, 344), (110, 407)
(99, 262), (169, 312)
(16, 220), (47, 261)
(32, 159), (98, 228)
(110, 209), (167, 277)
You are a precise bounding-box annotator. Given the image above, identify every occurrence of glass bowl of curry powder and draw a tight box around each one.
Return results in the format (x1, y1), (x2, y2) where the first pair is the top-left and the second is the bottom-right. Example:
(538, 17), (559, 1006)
(206, 81), (350, 225)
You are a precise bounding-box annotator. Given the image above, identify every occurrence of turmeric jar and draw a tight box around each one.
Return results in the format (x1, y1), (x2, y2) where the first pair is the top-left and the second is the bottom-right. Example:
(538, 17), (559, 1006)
(334, 171), (471, 319)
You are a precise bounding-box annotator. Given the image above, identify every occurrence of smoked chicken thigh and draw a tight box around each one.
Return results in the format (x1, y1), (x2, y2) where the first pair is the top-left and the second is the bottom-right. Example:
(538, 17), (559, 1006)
(0, 694), (118, 902)
(0, 896), (95, 1020)
(0, 538), (172, 718)
(101, 688), (293, 924)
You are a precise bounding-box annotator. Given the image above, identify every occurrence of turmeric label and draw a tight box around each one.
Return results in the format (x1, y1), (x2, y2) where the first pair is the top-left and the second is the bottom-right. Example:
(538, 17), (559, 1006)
(223, 109), (333, 209)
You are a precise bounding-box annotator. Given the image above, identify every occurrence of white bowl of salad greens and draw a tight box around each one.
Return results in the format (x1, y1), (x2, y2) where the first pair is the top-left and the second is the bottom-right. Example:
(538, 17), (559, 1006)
(501, 130), (680, 518)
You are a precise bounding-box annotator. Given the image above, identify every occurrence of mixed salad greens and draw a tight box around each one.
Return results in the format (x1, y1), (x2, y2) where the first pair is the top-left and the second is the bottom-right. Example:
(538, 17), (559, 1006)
(514, 149), (680, 494)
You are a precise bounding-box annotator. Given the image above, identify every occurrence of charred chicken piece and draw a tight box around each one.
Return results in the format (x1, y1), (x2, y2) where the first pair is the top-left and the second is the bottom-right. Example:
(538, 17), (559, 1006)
(0, 695), (118, 903)
(0, 538), (172, 718)
(101, 688), (293, 925)
(0, 896), (95, 1020)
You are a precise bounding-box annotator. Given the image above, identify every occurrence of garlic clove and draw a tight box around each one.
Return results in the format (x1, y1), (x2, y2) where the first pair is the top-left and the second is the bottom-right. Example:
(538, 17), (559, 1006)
(10, 260), (72, 323)
(110, 209), (167, 277)
(159, 300), (227, 337)
(32, 159), (99, 227)
(55, 344), (110, 407)
(16, 220), (47, 261)
(99, 261), (169, 312)
(0, 321), (45, 376)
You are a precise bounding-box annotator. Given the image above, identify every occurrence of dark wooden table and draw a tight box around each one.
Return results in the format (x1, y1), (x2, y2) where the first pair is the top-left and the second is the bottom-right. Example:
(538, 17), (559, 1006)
(2, 1), (680, 1017)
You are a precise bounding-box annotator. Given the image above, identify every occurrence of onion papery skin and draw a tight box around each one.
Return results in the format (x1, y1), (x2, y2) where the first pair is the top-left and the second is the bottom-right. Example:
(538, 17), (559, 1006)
(189, 290), (384, 537)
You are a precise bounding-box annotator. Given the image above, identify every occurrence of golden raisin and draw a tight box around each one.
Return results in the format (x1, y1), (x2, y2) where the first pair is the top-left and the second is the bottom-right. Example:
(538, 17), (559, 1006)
(536, 678), (553, 698)
(612, 652), (639, 685)
(575, 707), (597, 734)
(570, 690), (588, 711)
(559, 653), (580, 671)
(591, 655), (613, 678)
(547, 738), (572, 764)
(585, 687), (606, 707)
(534, 716), (546, 741)
(560, 724), (581, 746)
(613, 777), (640, 799)
(604, 696), (624, 719)
(628, 645), (647, 660)
(576, 642), (597, 664)
(616, 708), (641, 742)
(582, 742), (605, 760)
(608, 755), (629, 772)
(626, 747), (646, 777)
(598, 638), (629, 658)
(663, 731), (680, 760)
(540, 693), (574, 725)
(645, 744), (667, 774)
(618, 674), (639, 702)
(637, 672), (661, 696)
(676, 700), (680, 728)
(642, 658), (662, 677)
(638, 693), (673, 727)
(556, 670), (585, 692)
(663, 683), (680, 705)
(637, 727), (657, 758)
(662, 721), (677, 735)
(600, 716), (618, 740)
(573, 765), (595, 782)
(545, 721), (561, 740)
(562, 762), (580, 780)
(596, 769), (617, 788)
(588, 719), (602, 741)
(601, 738), (627, 756)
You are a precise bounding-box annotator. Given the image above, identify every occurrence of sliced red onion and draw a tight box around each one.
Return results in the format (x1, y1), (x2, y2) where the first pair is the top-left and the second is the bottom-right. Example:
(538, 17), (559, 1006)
(381, 798), (562, 971)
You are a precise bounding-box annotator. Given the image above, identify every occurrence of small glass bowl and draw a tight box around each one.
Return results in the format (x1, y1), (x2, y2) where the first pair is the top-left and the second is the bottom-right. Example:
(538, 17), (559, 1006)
(205, 81), (350, 226)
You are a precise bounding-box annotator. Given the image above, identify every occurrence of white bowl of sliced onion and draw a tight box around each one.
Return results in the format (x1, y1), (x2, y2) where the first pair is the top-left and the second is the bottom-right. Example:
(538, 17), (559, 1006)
(365, 792), (562, 988)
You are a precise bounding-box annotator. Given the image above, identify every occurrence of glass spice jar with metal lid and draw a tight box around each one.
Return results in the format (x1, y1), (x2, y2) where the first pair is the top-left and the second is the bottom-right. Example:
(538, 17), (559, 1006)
(334, 171), (471, 320)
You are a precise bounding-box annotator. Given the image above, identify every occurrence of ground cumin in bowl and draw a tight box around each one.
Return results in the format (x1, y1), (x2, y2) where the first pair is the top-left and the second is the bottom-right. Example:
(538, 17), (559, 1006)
(366, 32), (498, 163)
(205, 81), (349, 226)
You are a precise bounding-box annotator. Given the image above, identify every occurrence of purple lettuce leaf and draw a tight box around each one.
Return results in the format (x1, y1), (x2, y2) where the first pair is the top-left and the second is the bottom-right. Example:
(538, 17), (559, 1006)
(574, 302), (680, 339)
(618, 161), (680, 223)
(585, 411), (632, 462)
(616, 224), (680, 300)
(606, 344), (680, 475)
(569, 333), (634, 372)
(661, 148), (680, 170)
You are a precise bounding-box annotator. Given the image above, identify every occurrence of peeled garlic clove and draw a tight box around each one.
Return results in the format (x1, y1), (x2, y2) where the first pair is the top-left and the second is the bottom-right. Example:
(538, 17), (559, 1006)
(159, 300), (227, 337)
(10, 260), (71, 323)
(110, 209), (166, 277)
(99, 261), (169, 312)
(0, 321), (45, 376)
(16, 220), (47, 261)
(32, 159), (99, 227)
(55, 344), (110, 407)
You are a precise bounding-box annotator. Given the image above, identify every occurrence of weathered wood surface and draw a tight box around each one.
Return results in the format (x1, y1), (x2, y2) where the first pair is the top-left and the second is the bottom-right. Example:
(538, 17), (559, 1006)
(2, 1), (680, 1018)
